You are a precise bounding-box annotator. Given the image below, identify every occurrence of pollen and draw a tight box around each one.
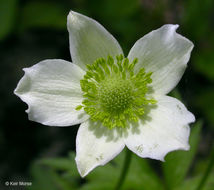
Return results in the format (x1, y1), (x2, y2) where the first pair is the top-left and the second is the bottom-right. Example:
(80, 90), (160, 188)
(76, 55), (156, 129)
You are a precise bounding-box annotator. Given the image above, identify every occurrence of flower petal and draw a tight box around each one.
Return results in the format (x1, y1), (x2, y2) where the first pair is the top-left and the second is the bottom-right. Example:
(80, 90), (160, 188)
(128, 24), (194, 95)
(67, 11), (123, 70)
(14, 59), (89, 126)
(75, 120), (125, 177)
(125, 95), (195, 161)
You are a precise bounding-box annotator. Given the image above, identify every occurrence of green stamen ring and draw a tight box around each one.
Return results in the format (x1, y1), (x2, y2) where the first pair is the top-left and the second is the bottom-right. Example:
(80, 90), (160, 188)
(76, 55), (156, 129)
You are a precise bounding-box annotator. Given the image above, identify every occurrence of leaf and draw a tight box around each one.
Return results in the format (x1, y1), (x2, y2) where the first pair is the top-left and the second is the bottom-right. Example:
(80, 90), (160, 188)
(29, 149), (164, 190)
(174, 166), (214, 190)
(80, 183), (113, 190)
(182, 0), (214, 39)
(193, 49), (214, 81)
(0, 0), (17, 40)
(28, 161), (60, 190)
(39, 158), (77, 173)
(163, 121), (202, 189)
(19, 1), (67, 32)
(194, 88), (214, 127)
(122, 154), (164, 190)
(28, 153), (79, 190)
(168, 88), (182, 101)
(81, 148), (164, 190)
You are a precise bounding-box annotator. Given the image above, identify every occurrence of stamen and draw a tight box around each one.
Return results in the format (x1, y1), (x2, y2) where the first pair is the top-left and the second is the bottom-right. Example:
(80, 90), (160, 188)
(76, 55), (156, 129)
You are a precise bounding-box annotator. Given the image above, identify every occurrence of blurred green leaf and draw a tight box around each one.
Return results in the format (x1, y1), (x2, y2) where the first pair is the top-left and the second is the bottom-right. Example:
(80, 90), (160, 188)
(29, 150), (164, 190)
(174, 173), (214, 190)
(81, 149), (164, 190)
(29, 164), (76, 190)
(163, 121), (202, 189)
(122, 154), (164, 190)
(19, 1), (67, 32)
(28, 152), (79, 190)
(194, 89), (214, 127)
(169, 88), (182, 101)
(174, 160), (214, 190)
(193, 50), (214, 81)
(39, 157), (77, 173)
(175, 175), (201, 190)
(183, 0), (214, 39)
(28, 162), (60, 190)
(79, 150), (123, 190)
(0, 0), (17, 40)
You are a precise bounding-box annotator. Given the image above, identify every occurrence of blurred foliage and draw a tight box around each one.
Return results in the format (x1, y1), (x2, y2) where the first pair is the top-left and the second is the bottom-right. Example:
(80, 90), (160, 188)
(19, 1), (68, 32)
(194, 89), (214, 126)
(27, 121), (214, 190)
(163, 121), (202, 189)
(0, 0), (214, 189)
(0, 0), (18, 40)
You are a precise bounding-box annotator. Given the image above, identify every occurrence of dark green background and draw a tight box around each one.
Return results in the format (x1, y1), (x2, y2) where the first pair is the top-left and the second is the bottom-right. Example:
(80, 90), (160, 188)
(0, 0), (214, 189)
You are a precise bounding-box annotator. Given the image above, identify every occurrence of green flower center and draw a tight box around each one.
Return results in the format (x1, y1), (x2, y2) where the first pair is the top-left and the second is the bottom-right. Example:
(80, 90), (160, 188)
(98, 77), (133, 113)
(76, 55), (156, 129)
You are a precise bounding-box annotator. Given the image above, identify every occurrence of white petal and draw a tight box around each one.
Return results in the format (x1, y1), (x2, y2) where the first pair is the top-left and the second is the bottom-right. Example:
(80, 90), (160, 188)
(14, 59), (89, 126)
(67, 11), (123, 70)
(75, 120), (125, 177)
(125, 95), (195, 161)
(128, 24), (194, 95)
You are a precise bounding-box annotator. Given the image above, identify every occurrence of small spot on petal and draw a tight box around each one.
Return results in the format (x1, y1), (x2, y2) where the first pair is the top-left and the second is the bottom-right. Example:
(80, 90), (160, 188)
(135, 144), (144, 153)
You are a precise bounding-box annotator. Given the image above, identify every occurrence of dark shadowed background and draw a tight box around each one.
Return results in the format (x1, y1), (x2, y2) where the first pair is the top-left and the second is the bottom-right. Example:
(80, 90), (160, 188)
(0, 0), (214, 189)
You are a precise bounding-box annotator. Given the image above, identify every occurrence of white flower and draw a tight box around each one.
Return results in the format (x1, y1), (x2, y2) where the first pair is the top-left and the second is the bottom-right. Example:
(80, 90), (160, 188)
(14, 11), (195, 177)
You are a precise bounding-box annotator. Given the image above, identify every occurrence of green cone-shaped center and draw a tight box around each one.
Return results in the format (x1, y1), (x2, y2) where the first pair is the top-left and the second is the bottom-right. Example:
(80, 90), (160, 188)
(76, 55), (156, 129)
(98, 77), (133, 113)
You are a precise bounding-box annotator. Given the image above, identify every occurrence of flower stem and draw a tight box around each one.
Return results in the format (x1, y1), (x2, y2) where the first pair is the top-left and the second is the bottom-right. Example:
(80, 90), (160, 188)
(196, 144), (214, 190)
(114, 148), (132, 190)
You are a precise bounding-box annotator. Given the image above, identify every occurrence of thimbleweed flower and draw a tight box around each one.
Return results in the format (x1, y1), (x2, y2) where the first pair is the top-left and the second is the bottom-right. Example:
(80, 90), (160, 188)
(14, 11), (195, 177)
